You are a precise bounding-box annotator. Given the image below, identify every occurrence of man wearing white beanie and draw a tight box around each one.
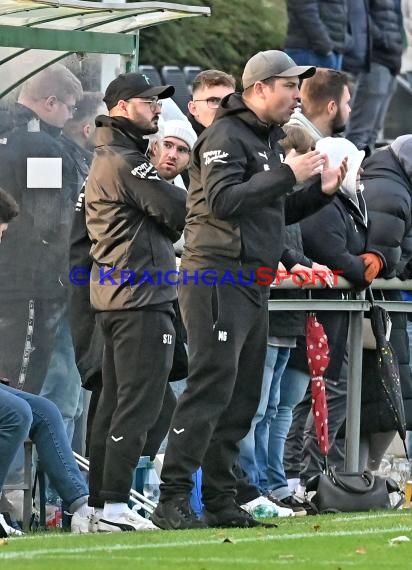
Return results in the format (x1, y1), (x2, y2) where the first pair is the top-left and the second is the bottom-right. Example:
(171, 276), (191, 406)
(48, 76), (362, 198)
(150, 118), (197, 189)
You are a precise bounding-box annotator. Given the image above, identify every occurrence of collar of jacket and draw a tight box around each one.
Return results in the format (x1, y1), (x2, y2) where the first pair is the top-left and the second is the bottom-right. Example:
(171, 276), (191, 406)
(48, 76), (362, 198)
(14, 103), (62, 139)
(94, 115), (149, 154)
(214, 92), (286, 144)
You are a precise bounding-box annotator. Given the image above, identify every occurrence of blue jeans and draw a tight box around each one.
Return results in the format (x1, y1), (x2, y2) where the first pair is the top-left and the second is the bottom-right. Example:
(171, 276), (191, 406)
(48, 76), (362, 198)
(0, 384), (88, 513)
(239, 345), (290, 491)
(40, 313), (82, 443)
(266, 367), (310, 499)
(285, 48), (342, 70)
(345, 62), (397, 150)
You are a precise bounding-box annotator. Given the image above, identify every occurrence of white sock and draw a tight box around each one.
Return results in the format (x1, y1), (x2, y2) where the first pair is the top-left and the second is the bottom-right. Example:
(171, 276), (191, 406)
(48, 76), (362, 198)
(287, 478), (300, 494)
(95, 508), (103, 519)
(74, 503), (94, 518)
(103, 502), (129, 519)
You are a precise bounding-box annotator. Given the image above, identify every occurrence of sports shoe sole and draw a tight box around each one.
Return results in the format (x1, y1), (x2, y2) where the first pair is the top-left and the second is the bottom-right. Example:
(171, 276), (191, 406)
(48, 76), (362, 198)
(151, 510), (208, 530)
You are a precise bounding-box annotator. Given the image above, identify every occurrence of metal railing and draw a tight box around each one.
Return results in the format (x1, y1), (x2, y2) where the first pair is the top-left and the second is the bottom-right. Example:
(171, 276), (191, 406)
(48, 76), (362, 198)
(269, 277), (412, 471)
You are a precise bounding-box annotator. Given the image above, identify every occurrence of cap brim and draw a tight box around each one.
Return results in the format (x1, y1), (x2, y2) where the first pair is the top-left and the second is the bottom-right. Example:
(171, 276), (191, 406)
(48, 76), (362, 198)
(138, 84), (175, 99)
(277, 65), (316, 79)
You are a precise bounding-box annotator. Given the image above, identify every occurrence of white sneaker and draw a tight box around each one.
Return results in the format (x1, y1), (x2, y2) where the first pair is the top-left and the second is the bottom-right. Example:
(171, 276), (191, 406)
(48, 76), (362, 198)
(98, 508), (160, 532)
(71, 512), (100, 534)
(241, 496), (294, 519)
(0, 513), (23, 537)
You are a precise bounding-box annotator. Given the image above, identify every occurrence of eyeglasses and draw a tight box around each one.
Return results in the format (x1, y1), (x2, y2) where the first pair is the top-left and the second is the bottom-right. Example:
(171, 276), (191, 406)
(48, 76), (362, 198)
(128, 97), (162, 112)
(193, 96), (222, 109)
(58, 99), (77, 114)
(162, 140), (190, 156)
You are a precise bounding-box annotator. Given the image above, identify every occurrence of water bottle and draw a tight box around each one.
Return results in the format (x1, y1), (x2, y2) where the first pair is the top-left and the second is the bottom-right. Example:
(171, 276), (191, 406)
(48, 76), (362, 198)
(143, 461), (160, 506)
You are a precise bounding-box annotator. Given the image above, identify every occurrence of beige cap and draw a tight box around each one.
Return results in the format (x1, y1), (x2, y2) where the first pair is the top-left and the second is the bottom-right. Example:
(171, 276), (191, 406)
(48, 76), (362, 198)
(242, 50), (315, 89)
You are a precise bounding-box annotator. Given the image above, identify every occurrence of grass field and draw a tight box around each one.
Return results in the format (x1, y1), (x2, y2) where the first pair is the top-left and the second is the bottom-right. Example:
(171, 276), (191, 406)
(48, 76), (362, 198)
(1, 510), (412, 569)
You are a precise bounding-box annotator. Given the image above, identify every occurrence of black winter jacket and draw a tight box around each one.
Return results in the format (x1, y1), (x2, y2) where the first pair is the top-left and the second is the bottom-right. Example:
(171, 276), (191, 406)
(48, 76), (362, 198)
(363, 147), (412, 278)
(285, 0), (349, 55)
(361, 139), (412, 430)
(369, 0), (403, 74)
(269, 223), (312, 338)
(182, 93), (334, 286)
(0, 104), (81, 300)
(288, 192), (368, 381)
(85, 115), (187, 311)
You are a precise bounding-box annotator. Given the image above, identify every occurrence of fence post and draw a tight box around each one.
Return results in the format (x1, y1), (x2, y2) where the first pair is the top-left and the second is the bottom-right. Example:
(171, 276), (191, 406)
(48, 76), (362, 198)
(344, 291), (365, 471)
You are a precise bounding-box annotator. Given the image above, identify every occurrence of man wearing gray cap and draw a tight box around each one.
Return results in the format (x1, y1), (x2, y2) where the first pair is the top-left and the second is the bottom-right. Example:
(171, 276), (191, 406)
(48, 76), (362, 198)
(152, 51), (347, 530)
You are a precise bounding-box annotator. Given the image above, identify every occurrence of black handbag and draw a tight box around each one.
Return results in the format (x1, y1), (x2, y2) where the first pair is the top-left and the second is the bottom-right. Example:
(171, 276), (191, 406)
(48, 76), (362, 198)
(306, 466), (401, 513)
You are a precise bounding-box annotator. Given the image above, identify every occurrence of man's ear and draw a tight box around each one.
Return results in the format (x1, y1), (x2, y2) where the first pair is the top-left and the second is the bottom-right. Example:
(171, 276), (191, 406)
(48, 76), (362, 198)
(83, 123), (91, 139)
(327, 99), (337, 117)
(43, 95), (58, 111)
(188, 100), (197, 117)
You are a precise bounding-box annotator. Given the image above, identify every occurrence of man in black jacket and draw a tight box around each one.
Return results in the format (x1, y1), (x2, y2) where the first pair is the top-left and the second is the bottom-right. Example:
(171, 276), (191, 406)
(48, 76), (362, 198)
(0, 64), (83, 395)
(152, 50), (347, 530)
(85, 73), (187, 532)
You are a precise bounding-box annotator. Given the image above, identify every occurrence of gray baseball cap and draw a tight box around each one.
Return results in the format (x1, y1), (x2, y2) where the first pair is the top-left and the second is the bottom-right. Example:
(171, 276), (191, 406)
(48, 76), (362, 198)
(242, 50), (316, 89)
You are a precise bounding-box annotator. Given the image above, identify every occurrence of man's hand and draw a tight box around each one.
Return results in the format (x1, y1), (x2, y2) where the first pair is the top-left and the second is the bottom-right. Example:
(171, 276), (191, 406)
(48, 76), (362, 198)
(321, 154), (348, 195)
(284, 149), (325, 184)
(359, 252), (383, 283)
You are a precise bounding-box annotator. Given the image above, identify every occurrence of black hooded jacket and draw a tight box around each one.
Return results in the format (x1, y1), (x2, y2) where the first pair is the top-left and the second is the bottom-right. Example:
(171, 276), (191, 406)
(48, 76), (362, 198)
(181, 92), (334, 287)
(85, 115), (187, 311)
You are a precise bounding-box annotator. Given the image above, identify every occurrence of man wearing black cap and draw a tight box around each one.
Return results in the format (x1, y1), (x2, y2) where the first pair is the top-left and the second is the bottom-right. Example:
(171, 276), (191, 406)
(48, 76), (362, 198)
(85, 73), (187, 532)
(152, 50), (347, 530)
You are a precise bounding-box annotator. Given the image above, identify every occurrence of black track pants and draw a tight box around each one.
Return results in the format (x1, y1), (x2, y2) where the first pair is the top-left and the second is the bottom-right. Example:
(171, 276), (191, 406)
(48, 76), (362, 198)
(159, 282), (268, 512)
(88, 308), (175, 506)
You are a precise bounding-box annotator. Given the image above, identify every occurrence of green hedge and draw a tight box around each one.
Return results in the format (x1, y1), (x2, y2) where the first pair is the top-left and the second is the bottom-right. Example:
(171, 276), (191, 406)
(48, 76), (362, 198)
(138, 0), (287, 85)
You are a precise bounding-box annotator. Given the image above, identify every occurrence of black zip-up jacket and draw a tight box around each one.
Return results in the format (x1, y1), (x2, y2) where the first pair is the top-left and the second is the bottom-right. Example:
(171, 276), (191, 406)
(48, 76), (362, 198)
(0, 104), (81, 300)
(181, 93), (334, 284)
(85, 115), (187, 311)
(285, 0), (349, 55)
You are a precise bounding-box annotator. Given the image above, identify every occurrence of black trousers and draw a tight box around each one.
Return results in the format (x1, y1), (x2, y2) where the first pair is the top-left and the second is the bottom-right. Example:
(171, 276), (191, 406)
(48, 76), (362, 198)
(88, 308), (175, 506)
(159, 282), (268, 512)
(0, 297), (63, 393)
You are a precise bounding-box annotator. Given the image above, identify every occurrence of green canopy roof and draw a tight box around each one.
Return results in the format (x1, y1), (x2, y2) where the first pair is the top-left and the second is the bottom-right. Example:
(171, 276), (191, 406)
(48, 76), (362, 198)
(0, 0), (211, 96)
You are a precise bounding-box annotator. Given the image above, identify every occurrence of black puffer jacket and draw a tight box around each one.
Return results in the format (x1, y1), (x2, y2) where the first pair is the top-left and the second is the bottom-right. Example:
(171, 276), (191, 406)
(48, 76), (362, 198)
(285, 0), (349, 55)
(361, 135), (412, 431)
(363, 141), (412, 278)
(369, 0), (403, 74)
(288, 191), (368, 381)
(85, 115), (187, 311)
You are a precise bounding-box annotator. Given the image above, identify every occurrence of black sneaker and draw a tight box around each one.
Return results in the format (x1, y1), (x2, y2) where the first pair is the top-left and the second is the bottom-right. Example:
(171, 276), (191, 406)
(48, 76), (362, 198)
(151, 498), (208, 530)
(204, 503), (277, 528)
(266, 493), (307, 516)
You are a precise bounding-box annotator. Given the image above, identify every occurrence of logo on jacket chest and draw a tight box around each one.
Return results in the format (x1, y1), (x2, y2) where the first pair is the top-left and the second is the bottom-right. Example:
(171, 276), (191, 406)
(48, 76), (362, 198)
(203, 150), (229, 166)
(131, 162), (160, 180)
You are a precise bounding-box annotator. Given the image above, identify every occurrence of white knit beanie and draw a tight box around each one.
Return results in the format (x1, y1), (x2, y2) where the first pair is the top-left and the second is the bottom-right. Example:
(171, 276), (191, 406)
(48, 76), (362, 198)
(162, 119), (197, 150)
